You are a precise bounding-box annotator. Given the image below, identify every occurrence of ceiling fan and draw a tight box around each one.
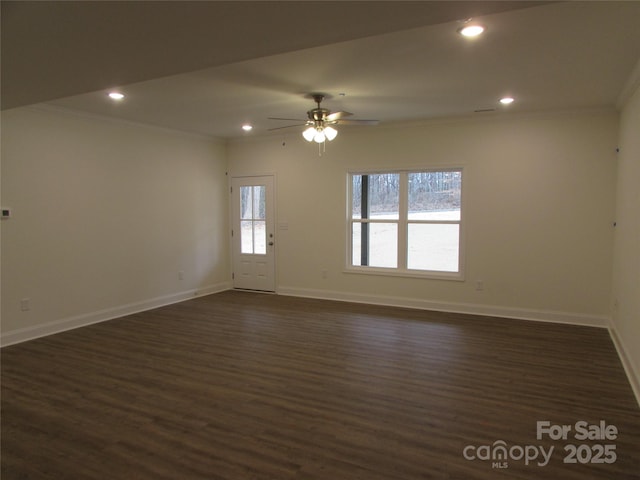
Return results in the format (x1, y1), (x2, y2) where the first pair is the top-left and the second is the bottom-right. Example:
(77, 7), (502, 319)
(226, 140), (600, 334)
(268, 94), (379, 143)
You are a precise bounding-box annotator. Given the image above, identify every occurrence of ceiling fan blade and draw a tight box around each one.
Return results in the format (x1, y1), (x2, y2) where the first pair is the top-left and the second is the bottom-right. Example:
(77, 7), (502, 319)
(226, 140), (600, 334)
(335, 119), (380, 126)
(326, 111), (353, 121)
(268, 117), (306, 122)
(268, 124), (307, 131)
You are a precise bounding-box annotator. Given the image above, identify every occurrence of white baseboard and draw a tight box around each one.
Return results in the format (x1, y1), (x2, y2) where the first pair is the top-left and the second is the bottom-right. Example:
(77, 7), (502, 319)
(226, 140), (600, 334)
(0, 282), (232, 347)
(279, 286), (640, 405)
(5, 282), (635, 406)
(277, 286), (609, 328)
(608, 321), (640, 407)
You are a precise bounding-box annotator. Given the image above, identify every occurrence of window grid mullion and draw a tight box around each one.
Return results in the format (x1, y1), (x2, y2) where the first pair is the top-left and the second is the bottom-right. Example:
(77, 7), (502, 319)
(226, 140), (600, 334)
(398, 172), (408, 270)
(250, 187), (256, 254)
(356, 218), (401, 223)
(407, 220), (461, 225)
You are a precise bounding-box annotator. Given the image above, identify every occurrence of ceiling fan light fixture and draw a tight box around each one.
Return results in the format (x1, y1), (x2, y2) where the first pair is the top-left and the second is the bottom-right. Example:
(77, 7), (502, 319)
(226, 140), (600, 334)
(324, 126), (338, 141)
(313, 129), (326, 143)
(303, 126), (316, 142)
(284, 94), (373, 146)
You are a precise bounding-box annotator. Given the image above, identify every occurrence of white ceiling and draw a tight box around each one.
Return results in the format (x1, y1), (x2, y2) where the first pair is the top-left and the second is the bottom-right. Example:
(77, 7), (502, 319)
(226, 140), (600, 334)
(4, 1), (640, 139)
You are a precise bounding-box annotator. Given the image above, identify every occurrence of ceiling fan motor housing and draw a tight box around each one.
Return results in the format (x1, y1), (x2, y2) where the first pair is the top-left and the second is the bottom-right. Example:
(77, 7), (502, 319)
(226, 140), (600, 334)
(308, 108), (330, 123)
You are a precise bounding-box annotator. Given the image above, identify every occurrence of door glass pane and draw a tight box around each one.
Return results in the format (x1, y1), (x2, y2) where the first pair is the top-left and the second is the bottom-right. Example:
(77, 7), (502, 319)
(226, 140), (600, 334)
(240, 185), (268, 255)
(408, 171), (461, 220)
(254, 220), (266, 254)
(368, 174), (399, 220)
(240, 186), (253, 220)
(408, 223), (459, 271)
(240, 220), (254, 254)
(253, 186), (265, 220)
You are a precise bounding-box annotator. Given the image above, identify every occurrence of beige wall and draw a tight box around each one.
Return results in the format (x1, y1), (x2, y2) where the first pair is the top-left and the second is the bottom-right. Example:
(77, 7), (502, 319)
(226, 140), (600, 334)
(0, 106), (621, 345)
(1, 101), (634, 398)
(611, 82), (640, 396)
(1, 106), (230, 344)
(228, 111), (618, 324)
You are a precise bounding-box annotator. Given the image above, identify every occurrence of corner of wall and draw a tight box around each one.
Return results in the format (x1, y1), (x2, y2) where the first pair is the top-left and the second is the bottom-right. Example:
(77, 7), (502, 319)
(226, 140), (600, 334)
(608, 319), (640, 407)
(610, 67), (640, 407)
(617, 57), (640, 109)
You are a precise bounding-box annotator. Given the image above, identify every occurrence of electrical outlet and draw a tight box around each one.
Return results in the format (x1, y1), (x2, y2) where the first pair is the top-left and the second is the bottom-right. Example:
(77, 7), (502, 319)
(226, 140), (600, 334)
(321, 269), (328, 279)
(20, 298), (31, 311)
(178, 270), (184, 280)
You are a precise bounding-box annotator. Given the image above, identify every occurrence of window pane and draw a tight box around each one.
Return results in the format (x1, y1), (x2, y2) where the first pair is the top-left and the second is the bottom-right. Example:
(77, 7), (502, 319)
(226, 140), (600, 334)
(352, 222), (398, 268)
(240, 220), (253, 254)
(407, 223), (459, 272)
(369, 174), (399, 220)
(254, 220), (266, 254)
(351, 222), (362, 266)
(240, 186), (252, 220)
(408, 171), (461, 220)
(253, 186), (265, 220)
(369, 223), (398, 268)
(352, 175), (362, 219)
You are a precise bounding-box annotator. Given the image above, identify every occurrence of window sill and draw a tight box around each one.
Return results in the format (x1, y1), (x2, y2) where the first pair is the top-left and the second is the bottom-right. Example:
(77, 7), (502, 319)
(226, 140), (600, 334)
(343, 266), (464, 282)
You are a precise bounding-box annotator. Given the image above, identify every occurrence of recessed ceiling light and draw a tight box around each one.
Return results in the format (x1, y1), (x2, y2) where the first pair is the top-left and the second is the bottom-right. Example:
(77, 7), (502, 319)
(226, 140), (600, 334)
(500, 97), (515, 105)
(458, 24), (485, 37)
(108, 92), (125, 101)
(242, 124), (253, 132)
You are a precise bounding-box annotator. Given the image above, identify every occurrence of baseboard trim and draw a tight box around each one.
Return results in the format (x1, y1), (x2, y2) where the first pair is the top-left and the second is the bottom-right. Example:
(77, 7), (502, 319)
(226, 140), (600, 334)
(277, 286), (609, 328)
(0, 282), (232, 347)
(279, 287), (640, 403)
(5, 283), (633, 404)
(608, 321), (640, 407)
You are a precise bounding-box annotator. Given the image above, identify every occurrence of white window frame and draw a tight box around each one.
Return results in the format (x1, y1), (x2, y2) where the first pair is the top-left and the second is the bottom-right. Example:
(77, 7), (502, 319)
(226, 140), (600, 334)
(345, 167), (465, 281)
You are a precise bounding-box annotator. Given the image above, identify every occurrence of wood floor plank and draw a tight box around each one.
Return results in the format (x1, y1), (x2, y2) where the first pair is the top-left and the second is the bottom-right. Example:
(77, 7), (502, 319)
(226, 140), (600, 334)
(2, 290), (639, 479)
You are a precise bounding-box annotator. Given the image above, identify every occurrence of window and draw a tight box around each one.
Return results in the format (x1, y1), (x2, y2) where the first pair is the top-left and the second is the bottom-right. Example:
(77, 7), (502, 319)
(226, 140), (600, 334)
(348, 169), (463, 278)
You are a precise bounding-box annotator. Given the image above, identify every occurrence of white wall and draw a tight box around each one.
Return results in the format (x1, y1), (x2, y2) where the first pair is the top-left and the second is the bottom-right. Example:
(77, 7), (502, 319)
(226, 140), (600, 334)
(1, 106), (230, 345)
(228, 110), (618, 325)
(611, 82), (640, 398)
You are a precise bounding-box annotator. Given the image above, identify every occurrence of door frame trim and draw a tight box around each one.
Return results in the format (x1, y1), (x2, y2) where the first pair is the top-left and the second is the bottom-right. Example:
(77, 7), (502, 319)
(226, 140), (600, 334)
(229, 173), (278, 292)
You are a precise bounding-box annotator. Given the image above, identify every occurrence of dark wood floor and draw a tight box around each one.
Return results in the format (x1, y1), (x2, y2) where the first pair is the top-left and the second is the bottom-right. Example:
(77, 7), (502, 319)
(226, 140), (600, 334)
(2, 291), (639, 479)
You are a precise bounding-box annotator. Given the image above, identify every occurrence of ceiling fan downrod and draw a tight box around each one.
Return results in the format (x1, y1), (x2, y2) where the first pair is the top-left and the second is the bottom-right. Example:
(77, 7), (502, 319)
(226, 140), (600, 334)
(308, 94), (330, 124)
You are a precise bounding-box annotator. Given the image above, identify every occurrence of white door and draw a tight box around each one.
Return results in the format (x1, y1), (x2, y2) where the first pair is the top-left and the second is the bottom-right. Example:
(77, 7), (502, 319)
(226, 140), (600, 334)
(231, 176), (276, 291)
